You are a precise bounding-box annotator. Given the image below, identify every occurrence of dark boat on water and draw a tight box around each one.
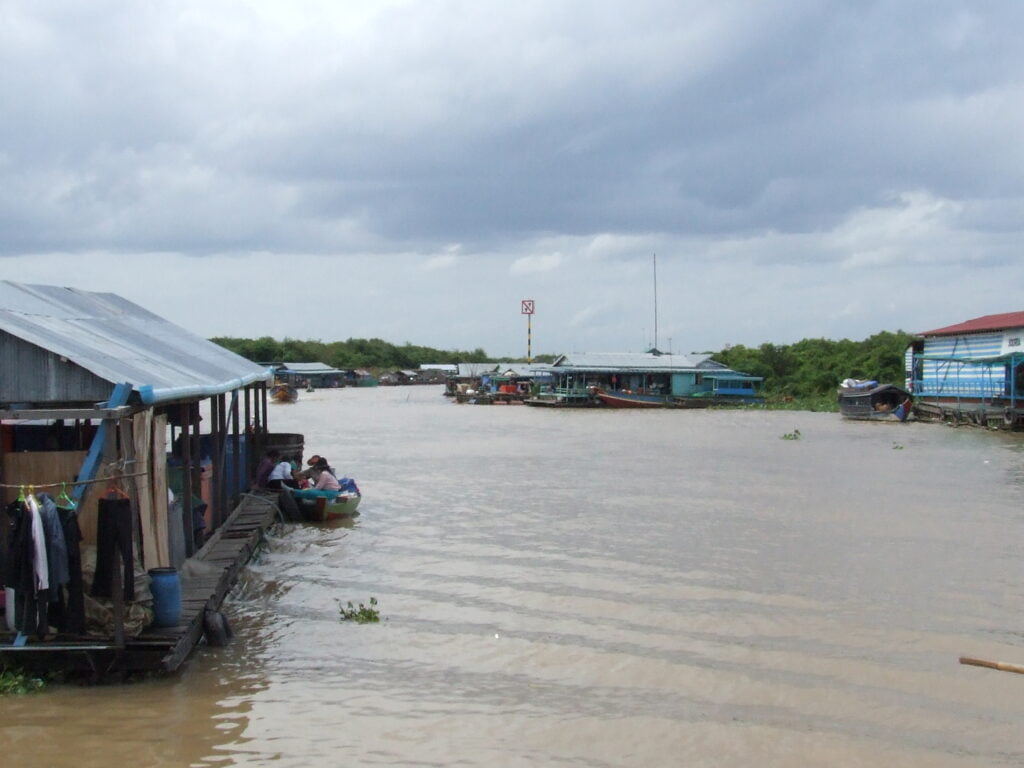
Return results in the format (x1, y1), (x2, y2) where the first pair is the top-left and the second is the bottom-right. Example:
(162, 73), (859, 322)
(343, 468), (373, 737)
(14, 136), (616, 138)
(837, 379), (912, 421)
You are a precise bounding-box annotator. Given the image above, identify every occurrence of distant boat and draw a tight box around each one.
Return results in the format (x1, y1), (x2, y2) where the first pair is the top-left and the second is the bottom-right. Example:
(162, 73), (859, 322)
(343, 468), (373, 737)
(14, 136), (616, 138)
(837, 379), (912, 421)
(271, 383), (299, 403)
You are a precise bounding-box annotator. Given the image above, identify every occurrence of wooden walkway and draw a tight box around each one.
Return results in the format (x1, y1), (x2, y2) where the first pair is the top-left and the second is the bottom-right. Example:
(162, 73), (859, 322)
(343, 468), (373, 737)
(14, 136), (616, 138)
(0, 492), (281, 679)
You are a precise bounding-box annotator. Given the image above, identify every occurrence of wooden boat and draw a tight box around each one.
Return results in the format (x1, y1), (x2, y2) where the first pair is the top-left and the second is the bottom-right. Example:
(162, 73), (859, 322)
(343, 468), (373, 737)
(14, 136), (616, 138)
(291, 484), (362, 522)
(271, 383), (299, 403)
(594, 388), (677, 408)
(837, 380), (912, 421)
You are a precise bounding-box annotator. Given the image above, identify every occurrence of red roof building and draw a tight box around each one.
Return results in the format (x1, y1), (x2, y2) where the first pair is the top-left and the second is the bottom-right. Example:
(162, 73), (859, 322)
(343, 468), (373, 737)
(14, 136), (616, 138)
(919, 311), (1024, 337)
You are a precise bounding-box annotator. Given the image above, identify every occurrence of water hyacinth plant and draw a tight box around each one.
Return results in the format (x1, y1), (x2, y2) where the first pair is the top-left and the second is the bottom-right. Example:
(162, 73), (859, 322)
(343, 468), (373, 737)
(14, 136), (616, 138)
(339, 596), (380, 623)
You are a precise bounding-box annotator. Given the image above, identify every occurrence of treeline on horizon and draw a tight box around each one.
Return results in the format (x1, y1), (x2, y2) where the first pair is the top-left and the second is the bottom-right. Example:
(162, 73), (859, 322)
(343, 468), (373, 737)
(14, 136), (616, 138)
(212, 331), (913, 402)
(208, 336), (537, 371)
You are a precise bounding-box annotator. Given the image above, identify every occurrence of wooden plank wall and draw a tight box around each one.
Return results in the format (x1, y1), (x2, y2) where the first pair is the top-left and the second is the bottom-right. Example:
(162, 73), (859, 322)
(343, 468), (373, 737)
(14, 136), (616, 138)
(1, 450), (95, 541)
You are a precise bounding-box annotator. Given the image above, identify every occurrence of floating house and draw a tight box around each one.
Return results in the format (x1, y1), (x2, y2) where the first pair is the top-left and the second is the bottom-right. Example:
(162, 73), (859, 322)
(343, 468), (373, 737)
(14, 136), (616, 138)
(451, 365), (550, 404)
(909, 311), (1024, 428)
(342, 368), (379, 387)
(443, 363), (501, 397)
(271, 361), (345, 389)
(527, 351), (763, 408)
(0, 281), (285, 675)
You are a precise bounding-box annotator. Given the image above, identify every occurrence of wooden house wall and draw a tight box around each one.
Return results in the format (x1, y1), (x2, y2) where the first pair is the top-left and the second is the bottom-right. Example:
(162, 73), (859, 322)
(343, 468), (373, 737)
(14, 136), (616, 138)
(916, 332), (1008, 398)
(0, 331), (114, 405)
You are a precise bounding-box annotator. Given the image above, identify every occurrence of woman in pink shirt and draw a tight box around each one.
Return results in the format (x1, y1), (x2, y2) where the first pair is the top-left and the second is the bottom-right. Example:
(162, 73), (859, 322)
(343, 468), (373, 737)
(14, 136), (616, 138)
(312, 458), (342, 492)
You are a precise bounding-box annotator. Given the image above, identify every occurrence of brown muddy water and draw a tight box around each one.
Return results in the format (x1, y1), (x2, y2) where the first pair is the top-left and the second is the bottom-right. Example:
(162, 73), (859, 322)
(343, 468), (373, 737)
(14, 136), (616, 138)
(4, 385), (1024, 767)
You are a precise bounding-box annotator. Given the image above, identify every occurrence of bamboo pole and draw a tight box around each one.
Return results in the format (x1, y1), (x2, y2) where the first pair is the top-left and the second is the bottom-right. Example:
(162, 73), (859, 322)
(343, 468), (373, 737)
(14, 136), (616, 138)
(959, 656), (1024, 675)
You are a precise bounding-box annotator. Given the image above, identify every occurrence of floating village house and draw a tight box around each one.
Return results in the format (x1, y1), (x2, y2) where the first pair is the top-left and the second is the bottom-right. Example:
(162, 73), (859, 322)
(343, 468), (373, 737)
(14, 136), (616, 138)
(535, 351), (763, 407)
(443, 363), (501, 397)
(0, 281), (281, 674)
(271, 361), (345, 388)
(909, 311), (1024, 428)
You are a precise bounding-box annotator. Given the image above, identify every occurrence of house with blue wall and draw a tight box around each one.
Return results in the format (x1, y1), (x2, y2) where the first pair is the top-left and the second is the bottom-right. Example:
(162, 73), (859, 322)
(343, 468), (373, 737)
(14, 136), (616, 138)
(909, 311), (1024, 428)
(527, 350), (762, 407)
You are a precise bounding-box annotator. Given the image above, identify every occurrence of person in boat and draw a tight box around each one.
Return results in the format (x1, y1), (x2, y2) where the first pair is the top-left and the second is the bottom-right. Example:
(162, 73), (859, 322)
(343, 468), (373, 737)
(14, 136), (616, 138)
(254, 448), (280, 489)
(266, 456), (300, 489)
(310, 457), (342, 492)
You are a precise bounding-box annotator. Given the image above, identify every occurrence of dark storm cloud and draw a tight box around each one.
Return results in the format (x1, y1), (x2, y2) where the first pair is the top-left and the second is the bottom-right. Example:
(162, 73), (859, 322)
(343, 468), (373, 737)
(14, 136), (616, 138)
(4, 1), (1023, 258)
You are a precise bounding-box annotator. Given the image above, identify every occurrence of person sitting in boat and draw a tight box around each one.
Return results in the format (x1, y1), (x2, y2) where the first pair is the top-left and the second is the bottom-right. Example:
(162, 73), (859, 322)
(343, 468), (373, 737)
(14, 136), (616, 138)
(254, 448), (280, 489)
(311, 457), (342, 492)
(267, 456), (300, 490)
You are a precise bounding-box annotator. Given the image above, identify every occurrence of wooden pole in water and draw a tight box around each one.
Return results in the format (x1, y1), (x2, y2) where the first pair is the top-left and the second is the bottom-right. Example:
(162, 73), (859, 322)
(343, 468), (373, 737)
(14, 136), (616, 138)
(959, 656), (1024, 675)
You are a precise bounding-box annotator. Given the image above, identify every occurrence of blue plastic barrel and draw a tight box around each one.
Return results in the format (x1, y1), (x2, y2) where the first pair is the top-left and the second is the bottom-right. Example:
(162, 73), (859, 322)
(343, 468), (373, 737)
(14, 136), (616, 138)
(149, 567), (182, 628)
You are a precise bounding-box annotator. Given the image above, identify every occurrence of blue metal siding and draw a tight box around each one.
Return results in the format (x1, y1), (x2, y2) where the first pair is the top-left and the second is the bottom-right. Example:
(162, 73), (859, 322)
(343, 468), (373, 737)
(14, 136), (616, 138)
(916, 332), (1007, 398)
(671, 372), (699, 396)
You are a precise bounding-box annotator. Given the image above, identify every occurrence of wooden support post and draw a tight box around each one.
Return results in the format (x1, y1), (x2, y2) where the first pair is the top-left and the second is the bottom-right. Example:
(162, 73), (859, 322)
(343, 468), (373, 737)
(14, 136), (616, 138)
(181, 402), (195, 557)
(210, 395), (221, 531)
(72, 382), (133, 508)
(230, 390), (240, 510)
(260, 382), (268, 433)
(151, 413), (169, 565)
(190, 401), (202, 545)
(217, 393), (228, 527)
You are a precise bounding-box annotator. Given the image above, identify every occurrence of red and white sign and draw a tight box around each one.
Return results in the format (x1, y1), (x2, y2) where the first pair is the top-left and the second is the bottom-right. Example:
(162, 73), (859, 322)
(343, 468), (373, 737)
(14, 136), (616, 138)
(521, 299), (535, 315)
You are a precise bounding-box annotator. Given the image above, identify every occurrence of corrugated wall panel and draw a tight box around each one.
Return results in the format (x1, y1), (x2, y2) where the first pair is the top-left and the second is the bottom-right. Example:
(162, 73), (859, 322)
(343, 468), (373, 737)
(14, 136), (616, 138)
(0, 332), (114, 404)
(917, 332), (1008, 398)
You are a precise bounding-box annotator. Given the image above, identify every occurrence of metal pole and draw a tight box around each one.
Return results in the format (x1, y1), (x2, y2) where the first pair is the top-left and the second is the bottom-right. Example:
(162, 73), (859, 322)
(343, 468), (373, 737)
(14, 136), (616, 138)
(527, 313), (532, 364)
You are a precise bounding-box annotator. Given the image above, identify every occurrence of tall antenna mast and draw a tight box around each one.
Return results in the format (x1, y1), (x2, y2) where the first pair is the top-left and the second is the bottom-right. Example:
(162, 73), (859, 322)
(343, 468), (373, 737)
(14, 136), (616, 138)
(652, 253), (659, 351)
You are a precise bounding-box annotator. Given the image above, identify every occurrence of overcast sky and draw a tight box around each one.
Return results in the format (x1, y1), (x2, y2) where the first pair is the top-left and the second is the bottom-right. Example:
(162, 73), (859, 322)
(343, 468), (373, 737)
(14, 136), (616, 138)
(2, 1), (1021, 358)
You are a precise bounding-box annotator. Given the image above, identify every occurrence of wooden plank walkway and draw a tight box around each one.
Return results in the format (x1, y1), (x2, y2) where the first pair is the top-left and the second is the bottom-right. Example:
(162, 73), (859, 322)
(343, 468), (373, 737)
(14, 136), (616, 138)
(0, 492), (281, 679)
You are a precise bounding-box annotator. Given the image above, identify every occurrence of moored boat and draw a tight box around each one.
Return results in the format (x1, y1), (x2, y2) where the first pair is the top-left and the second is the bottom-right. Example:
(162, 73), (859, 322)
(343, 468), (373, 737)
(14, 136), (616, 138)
(291, 480), (362, 522)
(594, 388), (677, 408)
(837, 379), (912, 421)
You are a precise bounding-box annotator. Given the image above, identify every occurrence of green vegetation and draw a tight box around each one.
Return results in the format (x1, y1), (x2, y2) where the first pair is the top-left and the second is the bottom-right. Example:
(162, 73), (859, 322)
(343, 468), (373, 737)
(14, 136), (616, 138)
(339, 597), (380, 623)
(1, 666), (46, 695)
(211, 336), (499, 370)
(780, 429), (802, 440)
(714, 330), (913, 409)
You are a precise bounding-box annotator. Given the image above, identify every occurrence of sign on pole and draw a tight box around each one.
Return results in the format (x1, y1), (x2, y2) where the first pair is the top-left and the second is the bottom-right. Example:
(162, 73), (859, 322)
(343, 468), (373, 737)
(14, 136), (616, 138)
(521, 299), (535, 362)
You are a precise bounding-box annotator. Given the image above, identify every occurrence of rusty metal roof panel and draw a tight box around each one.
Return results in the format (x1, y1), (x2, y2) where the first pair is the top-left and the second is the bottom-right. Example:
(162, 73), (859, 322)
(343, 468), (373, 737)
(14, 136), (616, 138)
(0, 281), (272, 406)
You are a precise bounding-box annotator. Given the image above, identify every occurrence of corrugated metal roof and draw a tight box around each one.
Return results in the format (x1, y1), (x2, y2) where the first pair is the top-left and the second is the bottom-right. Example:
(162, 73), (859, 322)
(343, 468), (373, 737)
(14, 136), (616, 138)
(551, 351), (722, 371)
(456, 363), (500, 377)
(279, 362), (342, 374)
(919, 311), (1024, 337)
(0, 281), (272, 405)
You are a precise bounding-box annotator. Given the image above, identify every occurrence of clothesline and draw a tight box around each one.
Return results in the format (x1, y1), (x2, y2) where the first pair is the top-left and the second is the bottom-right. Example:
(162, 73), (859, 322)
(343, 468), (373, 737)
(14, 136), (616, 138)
(0, 469), (150, 491)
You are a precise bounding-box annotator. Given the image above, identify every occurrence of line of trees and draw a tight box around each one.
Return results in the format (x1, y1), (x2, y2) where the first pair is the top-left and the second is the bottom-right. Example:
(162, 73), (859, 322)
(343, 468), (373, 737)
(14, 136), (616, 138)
(210, 336), (496, 371)
(211, 330), (914, 404)
(712, 330), (913, 401)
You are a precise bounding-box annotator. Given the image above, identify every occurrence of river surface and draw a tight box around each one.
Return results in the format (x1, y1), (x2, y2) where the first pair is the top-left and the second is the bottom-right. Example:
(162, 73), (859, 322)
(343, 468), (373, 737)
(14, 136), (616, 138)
(4, 385), (1024, 767)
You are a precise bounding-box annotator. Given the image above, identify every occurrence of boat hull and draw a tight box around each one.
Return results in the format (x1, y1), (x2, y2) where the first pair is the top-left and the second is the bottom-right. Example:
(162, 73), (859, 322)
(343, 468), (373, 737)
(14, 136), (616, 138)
(595, 390), (676, 408)
(837, 383), (911, 421)
(299, 493), (361, 522)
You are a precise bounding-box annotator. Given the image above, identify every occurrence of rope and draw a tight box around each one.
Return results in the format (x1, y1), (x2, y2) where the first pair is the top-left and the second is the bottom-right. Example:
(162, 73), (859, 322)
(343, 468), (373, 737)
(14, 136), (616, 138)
(0, 469), (150, 490)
